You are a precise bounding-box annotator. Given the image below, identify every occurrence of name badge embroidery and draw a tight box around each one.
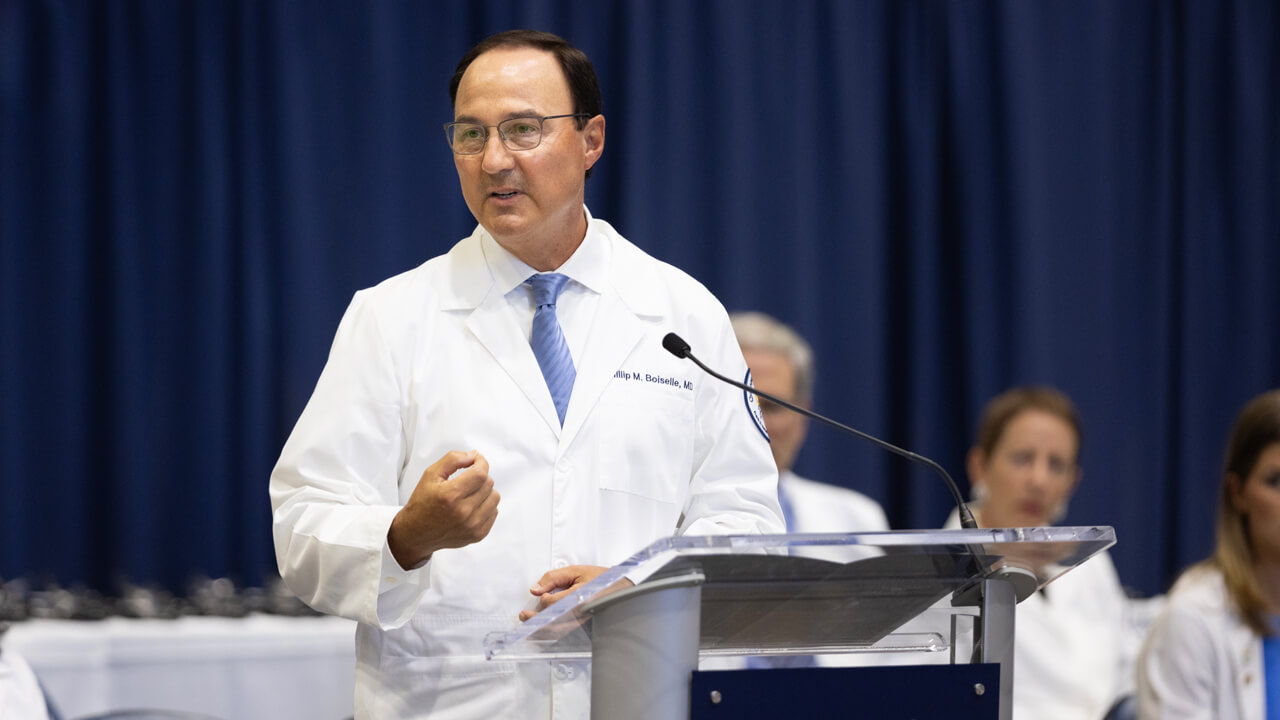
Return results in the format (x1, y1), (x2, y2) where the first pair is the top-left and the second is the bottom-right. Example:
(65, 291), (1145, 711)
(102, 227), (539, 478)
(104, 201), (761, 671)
(612, 369), (694, 391)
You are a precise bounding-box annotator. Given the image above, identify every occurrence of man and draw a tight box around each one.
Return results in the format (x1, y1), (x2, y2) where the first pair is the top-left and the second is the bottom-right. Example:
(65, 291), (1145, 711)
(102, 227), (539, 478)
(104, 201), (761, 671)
(708, 312), (891, 672)
(731, 312), (890, 542)
(269, 30), (782, 719)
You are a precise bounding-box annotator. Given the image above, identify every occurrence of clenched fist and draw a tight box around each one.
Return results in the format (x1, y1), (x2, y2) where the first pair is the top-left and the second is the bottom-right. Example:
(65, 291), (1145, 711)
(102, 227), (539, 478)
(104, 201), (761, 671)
(387, 450), (500, 570)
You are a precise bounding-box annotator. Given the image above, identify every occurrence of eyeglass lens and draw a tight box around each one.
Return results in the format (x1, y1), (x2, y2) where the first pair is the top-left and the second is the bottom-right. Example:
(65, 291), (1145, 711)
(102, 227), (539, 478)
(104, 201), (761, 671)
(449, 117), (544, 154)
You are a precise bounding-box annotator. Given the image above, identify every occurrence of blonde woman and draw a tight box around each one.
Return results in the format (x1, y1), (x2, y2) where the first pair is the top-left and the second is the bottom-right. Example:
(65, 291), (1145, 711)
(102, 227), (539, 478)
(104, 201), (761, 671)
(1137, 389), (1280, 719)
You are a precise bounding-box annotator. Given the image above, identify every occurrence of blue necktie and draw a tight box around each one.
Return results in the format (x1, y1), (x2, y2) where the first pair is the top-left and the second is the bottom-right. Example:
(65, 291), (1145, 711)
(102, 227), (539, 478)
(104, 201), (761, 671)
(529, 273), (576, 425)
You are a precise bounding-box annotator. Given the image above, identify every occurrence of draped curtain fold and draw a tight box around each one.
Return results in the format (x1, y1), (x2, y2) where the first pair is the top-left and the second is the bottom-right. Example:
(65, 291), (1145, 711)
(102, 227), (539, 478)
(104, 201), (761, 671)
(2, 0), (1276, 598)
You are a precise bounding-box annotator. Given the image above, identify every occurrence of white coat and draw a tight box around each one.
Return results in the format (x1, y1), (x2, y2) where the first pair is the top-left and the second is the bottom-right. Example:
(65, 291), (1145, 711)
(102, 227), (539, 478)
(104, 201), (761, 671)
(0, 650), (51, 720)
(1009, 551), (1129, 719)
(270, 214), (784, 719)
(1136, 565), (1265, 720)
(779, 470), (889, 566)
(781, 470), (890, 535)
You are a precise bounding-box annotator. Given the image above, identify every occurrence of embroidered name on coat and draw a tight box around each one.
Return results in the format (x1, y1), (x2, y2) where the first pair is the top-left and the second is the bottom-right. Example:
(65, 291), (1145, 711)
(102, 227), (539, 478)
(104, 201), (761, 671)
(613, 369), (694, 391)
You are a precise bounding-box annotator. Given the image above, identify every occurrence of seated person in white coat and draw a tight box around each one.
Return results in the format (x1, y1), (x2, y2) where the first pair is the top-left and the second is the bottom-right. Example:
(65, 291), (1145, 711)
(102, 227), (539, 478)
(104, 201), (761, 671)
(730, 311), (890, 540)
(269, 30), (784, 720)
(1137, 388), (1280, 719)
(724, 312), (888, 670)
(949, 386), (1132, 720)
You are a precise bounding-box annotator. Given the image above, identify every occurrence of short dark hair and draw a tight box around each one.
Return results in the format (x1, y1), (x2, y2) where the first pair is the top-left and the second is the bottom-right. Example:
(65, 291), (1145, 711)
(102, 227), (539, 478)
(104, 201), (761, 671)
(449, 30), (603, 178)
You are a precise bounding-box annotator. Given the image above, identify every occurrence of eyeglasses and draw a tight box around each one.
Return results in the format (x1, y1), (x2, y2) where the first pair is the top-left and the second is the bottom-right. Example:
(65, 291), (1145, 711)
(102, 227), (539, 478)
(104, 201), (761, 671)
(443, 114), (591, 155)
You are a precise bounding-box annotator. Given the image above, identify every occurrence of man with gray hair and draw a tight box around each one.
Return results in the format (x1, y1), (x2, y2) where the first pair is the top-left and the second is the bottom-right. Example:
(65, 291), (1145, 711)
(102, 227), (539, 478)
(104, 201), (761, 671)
(730, 312), (890, 543)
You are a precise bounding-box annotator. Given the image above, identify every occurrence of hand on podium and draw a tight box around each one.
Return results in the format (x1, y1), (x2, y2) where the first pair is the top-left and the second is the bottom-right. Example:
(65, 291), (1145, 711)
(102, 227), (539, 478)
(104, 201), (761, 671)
(519, 565), (608, 621)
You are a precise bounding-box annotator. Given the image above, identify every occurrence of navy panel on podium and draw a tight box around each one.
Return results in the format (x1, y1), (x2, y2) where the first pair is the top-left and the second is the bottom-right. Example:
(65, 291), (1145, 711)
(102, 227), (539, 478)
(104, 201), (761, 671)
(689, 664), (1000, 719)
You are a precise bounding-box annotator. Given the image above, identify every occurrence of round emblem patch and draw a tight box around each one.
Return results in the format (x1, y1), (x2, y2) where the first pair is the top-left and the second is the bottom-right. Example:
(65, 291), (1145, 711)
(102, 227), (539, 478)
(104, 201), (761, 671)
(743, 369), (770, 442)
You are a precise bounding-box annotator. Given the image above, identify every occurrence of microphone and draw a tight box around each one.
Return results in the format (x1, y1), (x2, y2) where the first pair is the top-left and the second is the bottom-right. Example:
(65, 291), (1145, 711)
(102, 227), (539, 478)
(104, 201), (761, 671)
(663, 332), (978, 530)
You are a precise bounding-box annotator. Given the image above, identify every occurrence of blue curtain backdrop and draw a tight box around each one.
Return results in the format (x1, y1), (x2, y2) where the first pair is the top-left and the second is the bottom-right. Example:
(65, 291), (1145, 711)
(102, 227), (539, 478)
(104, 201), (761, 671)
(2, 0), (1277, 599)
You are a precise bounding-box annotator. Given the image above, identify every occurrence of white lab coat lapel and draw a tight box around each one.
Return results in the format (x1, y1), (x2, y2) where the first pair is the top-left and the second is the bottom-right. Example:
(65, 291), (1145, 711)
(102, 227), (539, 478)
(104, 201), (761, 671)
(559, 291), (645, 448)
(558, 232), (665, 451)
(465, 293), (564, 435)
(448, 233), (564, 436)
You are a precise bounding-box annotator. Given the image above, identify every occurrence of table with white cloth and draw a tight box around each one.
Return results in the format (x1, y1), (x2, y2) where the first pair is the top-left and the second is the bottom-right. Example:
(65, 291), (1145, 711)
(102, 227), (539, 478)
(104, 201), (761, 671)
(0, 614), (356, 720)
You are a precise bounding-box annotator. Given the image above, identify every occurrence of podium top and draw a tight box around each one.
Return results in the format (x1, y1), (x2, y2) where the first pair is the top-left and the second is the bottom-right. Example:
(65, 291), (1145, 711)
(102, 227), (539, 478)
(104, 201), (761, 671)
(483, 526), (1115, 661)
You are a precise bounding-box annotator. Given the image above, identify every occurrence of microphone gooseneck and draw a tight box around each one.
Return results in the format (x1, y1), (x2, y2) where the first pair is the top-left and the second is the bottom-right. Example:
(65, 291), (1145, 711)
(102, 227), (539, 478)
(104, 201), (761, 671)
(662, 332), (978, 530)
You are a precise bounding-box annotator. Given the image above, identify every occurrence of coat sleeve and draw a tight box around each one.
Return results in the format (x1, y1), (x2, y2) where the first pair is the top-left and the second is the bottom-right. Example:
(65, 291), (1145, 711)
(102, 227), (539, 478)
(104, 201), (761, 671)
(1135, 593), (1221, 720)
(269, 290), (429, 629)
(676, 309), (785, 538)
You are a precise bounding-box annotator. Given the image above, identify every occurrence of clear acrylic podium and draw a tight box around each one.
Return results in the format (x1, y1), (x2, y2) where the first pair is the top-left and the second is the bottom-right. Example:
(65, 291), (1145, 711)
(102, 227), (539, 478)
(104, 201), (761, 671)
(484, 526), (1116, 720)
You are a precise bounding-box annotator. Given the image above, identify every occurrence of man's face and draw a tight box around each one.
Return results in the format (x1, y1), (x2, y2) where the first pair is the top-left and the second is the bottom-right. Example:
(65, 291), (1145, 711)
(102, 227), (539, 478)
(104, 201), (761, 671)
(451, 47), (604, 269)
(742, 348), (808, 473)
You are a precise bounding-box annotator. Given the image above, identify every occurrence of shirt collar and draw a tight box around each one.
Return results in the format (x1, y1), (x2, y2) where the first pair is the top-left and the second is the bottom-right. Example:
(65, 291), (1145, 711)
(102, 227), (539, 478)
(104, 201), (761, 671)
(479, 206), (610, 296)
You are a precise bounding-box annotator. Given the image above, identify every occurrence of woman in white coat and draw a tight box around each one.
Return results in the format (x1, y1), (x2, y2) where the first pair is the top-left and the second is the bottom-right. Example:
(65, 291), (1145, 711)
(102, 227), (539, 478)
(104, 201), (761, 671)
(1137, 388), (1280, 719)
(957, 386), (1132, 720)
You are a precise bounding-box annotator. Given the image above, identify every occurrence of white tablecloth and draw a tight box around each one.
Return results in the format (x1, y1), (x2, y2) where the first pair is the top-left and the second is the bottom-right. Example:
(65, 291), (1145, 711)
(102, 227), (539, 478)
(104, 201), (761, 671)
(1, 614), (357, 720)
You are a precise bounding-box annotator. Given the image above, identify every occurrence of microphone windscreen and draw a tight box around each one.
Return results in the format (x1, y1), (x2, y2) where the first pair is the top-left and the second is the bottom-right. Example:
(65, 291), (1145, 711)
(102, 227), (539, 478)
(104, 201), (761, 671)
(662, 332), (691, 359)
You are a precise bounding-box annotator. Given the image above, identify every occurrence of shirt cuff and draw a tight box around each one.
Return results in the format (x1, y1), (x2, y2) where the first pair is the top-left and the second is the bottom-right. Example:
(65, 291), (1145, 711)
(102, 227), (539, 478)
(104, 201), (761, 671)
(373, 509), (431, 628)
